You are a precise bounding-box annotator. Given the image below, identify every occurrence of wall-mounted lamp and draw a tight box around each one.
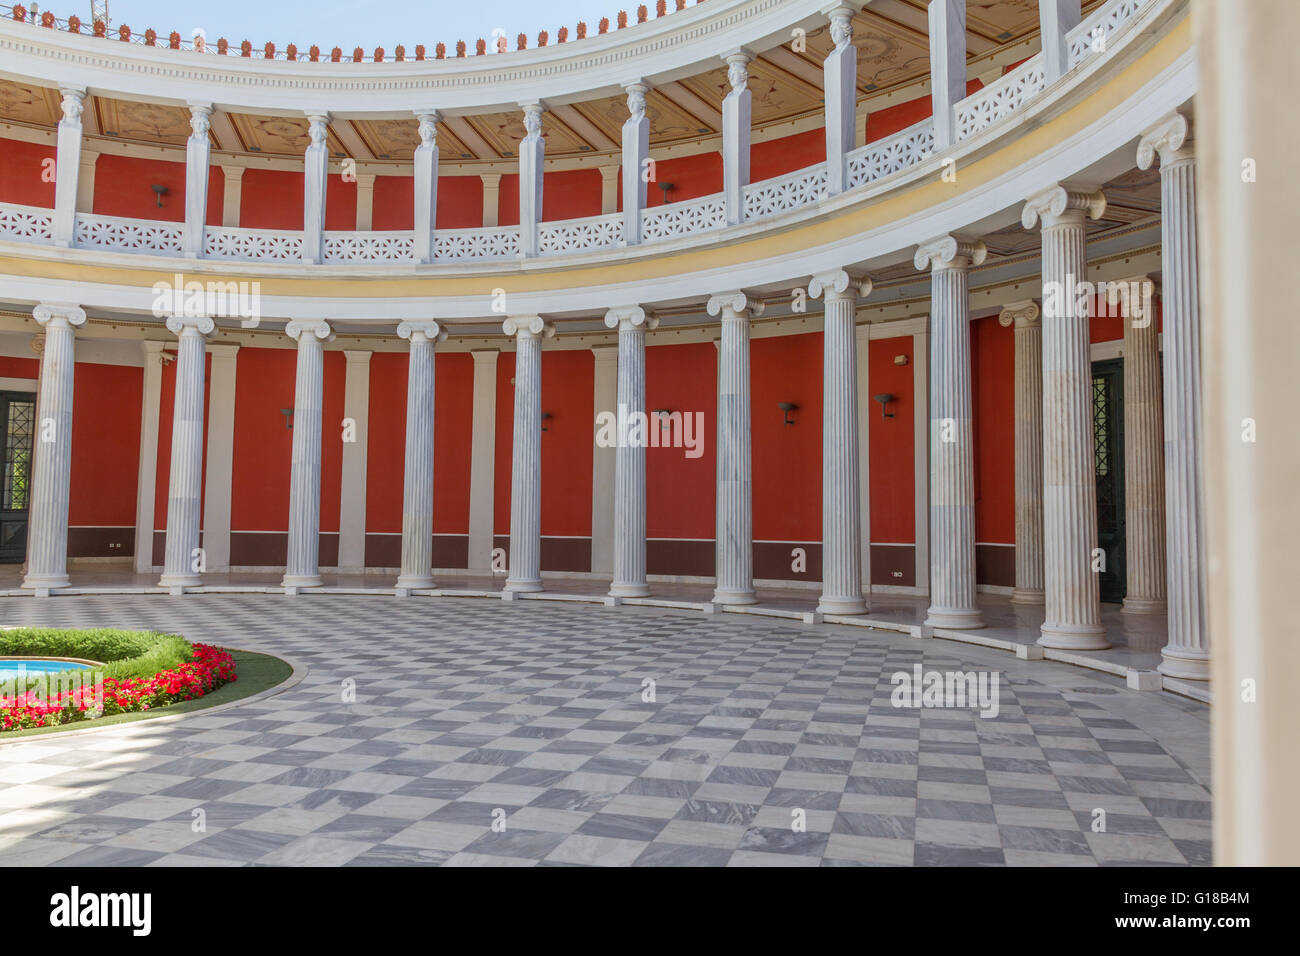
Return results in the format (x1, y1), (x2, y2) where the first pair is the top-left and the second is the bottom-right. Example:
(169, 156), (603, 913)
(777, 401), (798, 426)
(894, 354), (909, 366)
(151, 184), (169, 208)
(651, 408), (674, 428)
(541, 412), (553, 432)
(658, 182), (674, 205)
(873, 393), (896, 420)
(279, 408), (294, 430)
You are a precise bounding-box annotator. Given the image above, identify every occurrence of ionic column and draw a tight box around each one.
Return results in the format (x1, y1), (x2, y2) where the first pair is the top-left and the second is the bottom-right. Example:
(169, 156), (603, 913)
(1113, 276), (1167, 614)
(22, 304), (86, 592)
(52, 88), (86, 247)
(302, 113), (330, 263)
(1138, 112), (1207, 678)
(621, 84), (650, 245)
(518, 103), (545, 258)
(395, 321), (446, 590)
(915, 237), (984, 629)
(1023, 184), (1109, 649)
(282, 320), (333, 590)
(183, 102), (213, 258)
(413, 111), (440, 263)
(708, 292), (762, 604)
(823, 6), (858, 195)
(503, 316), (554, 591)
(605, 306), (657, 597)
(721, 52), (752, 225)
(158, 315), (215, 591)
(811, 270), (870, 614)
(999, 300), (1045, 605)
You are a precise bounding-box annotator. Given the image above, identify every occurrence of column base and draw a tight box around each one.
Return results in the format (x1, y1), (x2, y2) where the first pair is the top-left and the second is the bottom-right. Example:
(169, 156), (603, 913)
(395, 574), (435, 590)
(1038, 622), (1111, 650)
(712, 587), (757, 605)
(1011, 588), (1046, 606)
(1122, 596), (1167, 615)
(817, 594), (866, 615)
(157, 572), (200, 590)
(609, 582), (650, 598)
(281, 574), (323, 589)
(924, 606), (984, 629)
(21, 573), (70, 591)
(1157, 646), (1210, 681)
(504, 577), (543, 593)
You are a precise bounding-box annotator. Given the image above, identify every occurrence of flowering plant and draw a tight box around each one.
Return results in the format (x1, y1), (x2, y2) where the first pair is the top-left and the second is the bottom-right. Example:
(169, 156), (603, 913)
(1, 644), (237, 732)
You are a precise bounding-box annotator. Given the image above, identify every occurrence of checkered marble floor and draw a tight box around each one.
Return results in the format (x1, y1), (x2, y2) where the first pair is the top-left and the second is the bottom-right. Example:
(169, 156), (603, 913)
(0, 594), (1211, 867)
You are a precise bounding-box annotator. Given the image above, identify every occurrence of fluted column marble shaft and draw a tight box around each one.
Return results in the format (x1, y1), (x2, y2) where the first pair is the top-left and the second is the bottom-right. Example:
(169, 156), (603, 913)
(396, 321), (446, 590)
(1023, 185), (1110, 649)
(1139, 112), (1207, 679)
(504, 316), (554, 592)
(1000, 300), (1045, 605)
(709, 292), (762, 604)
(916, 237), (984, 629)
(1114, 276), (1167, 614)
(606, 307), (656, 597)
(282, 320), (333, 590)
(811, 270), (869, 615)
(22, 305), (86, 591)
(159, 315), (215, 590)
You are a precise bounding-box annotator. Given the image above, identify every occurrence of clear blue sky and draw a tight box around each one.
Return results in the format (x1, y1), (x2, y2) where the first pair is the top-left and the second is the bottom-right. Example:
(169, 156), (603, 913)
(99, 0), (643, 50)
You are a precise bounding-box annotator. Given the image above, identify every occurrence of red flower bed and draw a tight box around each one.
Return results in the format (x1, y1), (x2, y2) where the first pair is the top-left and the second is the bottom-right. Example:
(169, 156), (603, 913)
(1, 644), (236, 732)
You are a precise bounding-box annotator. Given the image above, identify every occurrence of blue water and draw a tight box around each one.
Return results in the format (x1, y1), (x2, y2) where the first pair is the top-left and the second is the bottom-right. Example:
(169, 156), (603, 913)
(0, 659), (93, 682)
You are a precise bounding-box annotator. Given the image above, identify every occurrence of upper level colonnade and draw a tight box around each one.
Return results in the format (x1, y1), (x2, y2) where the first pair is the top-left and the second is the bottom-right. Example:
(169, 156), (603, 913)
(0, 0), (1190, 320)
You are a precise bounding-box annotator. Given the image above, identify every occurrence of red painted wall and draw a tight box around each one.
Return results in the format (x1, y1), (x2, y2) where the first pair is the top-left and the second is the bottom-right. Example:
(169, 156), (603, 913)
(227, 347), (344, 533)
(645, 342), (716, 540)
(439, 175), (484, 229)
(153, 352), (212, 530)
(0, 137), (56, 207)
(751, 128), (826, 183)
(69, 363), (142, 527)
(0, 356), (38, 379)
(751, 331), (821, 541)
(492, 349), (594, 537)
(971, 316), (1014, 544)
(865, 80), (983, 142)
(868, 336), (914, 543)
(543, 169), (603, 221)
(646, 152), (723, 206)
(364, 351), (475, 535)
(240, 168), (304, 229)
(325, 174), (357, 231)
(91, 154), (223, 225)
(497, 174), (520, 227)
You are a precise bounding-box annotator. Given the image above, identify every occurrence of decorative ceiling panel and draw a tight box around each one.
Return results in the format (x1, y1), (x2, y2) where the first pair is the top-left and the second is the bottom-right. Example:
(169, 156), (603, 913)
(461, 111), (591, 159)
(95, 97), (194, 145)
(225, 113), (350, 157)
(0, 80), (60, 127)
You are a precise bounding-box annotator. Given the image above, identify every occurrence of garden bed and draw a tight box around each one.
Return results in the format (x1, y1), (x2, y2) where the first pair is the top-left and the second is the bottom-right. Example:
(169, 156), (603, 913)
(0, 627), (237, 732)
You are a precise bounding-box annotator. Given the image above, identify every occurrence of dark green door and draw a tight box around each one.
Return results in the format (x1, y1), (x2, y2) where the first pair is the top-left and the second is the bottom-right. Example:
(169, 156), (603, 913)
(0, 391), (36, 563)
(1091, 360), (1125, 603)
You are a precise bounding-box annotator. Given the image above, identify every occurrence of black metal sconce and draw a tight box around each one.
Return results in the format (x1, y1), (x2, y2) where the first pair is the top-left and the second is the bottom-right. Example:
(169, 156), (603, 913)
(777, 402), (798, 426)
(873, 393), (896, 420)
(280, 408), (294, 430)
(541, 412), (553, 432)
(658, 182), (674, 205)
(651, 408), (673, 430)
(151, 184), (169, 208)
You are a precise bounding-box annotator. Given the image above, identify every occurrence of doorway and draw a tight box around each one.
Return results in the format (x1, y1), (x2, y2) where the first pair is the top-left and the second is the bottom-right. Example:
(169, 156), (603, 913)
(0, 391), (36, 564)
(1091, 360), (1125, 603)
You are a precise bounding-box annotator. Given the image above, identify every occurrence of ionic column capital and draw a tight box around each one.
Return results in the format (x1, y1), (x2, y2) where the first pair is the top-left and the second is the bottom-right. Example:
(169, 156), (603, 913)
(623, 82), (650, 119)
(187, 102), (213, 139)
(521, 101), (546, 137)
(58, 87), (86, 123)
(722, 50), (753, 92)
(825, 4), (857, 48)
(707, 291), (764, 319)
(604, 306), (658, 332)
(1137, 110), (1192, 170)
(414, 111), (441, 146)
(1021, 185), (1106, 230)
(165, 314), (216, 337)
(502, 315), (556, 339)
(809, 269), (872, 301)
(397, 320), (448, 344)
(285, 319), (334, 343)
(997, 299), (1040, 329)
(305, 113), (330, 144)
(33, 303), (87, 329)
(914, 235), (986, 272)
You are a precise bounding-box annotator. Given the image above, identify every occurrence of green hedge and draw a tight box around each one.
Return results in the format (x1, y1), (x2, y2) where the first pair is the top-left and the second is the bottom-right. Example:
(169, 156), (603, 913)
(0, 628), (193, 684)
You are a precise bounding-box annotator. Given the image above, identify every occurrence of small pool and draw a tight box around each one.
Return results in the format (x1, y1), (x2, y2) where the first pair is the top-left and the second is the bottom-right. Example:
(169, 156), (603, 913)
(0, 659), (94, 682)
